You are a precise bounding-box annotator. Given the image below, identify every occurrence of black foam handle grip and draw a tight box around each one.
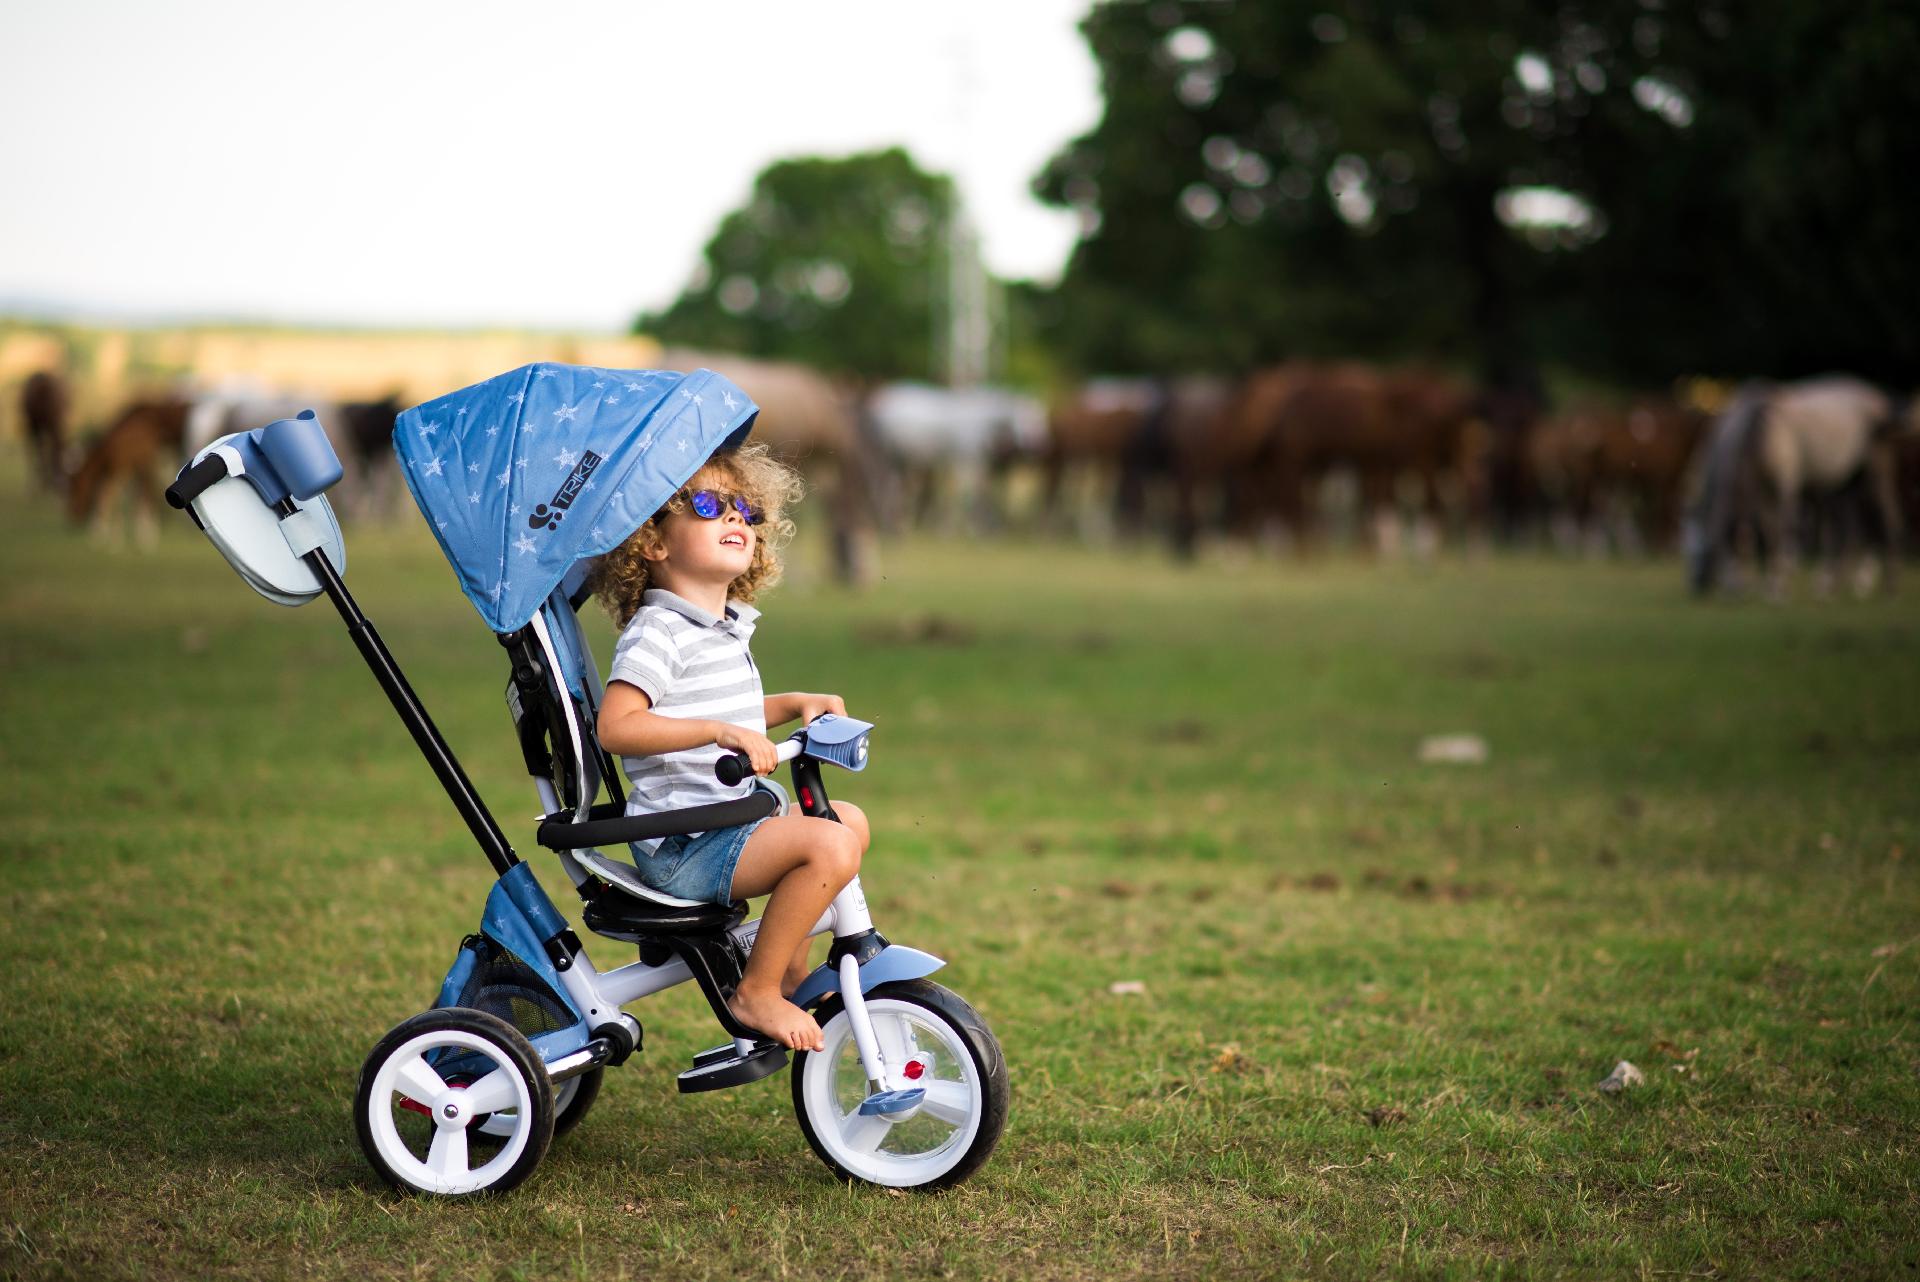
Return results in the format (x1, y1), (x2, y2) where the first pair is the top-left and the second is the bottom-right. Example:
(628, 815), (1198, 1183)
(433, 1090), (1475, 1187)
(166, 455), (230, 510)
(715, 752), (754, 787)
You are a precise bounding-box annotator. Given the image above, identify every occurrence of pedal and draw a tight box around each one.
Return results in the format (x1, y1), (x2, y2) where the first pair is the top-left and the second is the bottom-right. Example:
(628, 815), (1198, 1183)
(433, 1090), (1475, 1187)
(858, 1087), (926, 1117)
(676, 1041), (787, 1094)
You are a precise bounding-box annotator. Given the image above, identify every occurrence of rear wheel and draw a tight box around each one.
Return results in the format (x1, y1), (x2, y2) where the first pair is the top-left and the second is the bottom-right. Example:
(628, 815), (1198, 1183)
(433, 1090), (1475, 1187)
(791, 979), (1007, 1189)
(354, 1008), (554, 1197)
(469, 1065), (599, 1145)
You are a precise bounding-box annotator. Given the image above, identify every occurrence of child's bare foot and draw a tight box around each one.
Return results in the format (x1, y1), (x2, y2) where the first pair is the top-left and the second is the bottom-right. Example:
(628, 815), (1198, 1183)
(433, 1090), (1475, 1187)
(730, 983), (824, 1052)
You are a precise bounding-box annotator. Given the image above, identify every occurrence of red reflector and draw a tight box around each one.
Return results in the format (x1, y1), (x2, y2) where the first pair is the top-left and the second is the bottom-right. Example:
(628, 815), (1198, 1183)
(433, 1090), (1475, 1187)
(799, 786), (815, 810)
(904, 1059), (925, 1080)
(398, 1097), (430, 1116)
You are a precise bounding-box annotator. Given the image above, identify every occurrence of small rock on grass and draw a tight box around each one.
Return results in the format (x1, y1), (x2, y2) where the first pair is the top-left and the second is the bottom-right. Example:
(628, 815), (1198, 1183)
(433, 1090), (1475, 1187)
(1107, 980), (1148, 997)
(1210, 1044), (1250, 1074)
(1598, 1060), (1645, 1093)
(1418, 734), (1488, 764)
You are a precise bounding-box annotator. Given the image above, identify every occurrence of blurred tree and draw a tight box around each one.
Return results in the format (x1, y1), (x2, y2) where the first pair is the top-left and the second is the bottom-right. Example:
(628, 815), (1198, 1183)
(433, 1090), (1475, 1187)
(1035, 1), (1920, 384)
(636, 148), (954, 381)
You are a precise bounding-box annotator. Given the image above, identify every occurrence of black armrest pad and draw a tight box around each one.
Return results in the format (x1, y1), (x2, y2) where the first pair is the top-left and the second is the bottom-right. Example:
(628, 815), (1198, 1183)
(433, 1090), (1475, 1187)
(537, 791), (778, 850)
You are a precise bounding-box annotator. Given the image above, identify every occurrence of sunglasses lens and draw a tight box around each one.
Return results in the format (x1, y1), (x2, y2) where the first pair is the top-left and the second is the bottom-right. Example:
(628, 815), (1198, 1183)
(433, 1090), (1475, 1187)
(731, 495), (763, 525)
(689, 490), (722, 519)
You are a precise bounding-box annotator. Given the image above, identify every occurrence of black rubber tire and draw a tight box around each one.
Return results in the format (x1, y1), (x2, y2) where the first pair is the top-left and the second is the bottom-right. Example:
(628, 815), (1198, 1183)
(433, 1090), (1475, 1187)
(354, 1007), (555, 1198)
(791, 979), (1008, 1191)
(551, 1067), (602, 1137)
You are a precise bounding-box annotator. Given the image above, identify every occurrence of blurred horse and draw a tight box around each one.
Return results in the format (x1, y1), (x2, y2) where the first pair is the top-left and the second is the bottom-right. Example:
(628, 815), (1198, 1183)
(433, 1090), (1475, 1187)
(1473, 377), (1547, 544)
(864, 382), (1045, 534)
(1242, 363), (1481, 554)
(1684, 382), (1773, 595)
(1042, 378), (1263, 555)
(1041, 379), (1160, 539)
(658, 349), (881, 585)
(187, 381), (339, 454)
(67, 398), (191, 547)
(1687, 376), (1917, 596)
(335, 395), (405, 519)
(20, 369), (71, 492)
(1157, 376), (1256, 556)
(1532, 397), (1707, 553)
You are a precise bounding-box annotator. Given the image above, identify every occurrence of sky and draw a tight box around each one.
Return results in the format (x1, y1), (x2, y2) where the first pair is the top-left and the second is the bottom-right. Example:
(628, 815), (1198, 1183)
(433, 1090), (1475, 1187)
(0, 2), (1103, 331)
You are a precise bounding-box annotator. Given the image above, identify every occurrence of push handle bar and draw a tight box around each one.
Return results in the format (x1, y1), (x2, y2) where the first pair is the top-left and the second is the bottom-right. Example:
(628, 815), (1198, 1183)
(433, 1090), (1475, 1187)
(165, 454), (230, 510)
(715, 737), (804, 787)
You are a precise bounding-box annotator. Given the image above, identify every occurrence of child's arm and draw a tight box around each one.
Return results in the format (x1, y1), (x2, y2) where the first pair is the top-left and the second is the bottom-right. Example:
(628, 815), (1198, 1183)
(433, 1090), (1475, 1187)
(764, 691), (847, 729)
(600, 681), (779, 775)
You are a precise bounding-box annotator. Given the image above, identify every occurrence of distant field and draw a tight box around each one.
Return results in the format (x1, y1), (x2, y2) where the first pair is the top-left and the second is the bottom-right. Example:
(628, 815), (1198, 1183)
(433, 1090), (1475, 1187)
(3, 483), (1917, 1280)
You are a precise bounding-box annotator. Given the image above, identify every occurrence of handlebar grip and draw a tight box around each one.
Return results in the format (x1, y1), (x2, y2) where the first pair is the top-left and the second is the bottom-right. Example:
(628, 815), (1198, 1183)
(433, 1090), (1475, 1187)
(715, 752), (754, 787)
(166, 455), (230, 510)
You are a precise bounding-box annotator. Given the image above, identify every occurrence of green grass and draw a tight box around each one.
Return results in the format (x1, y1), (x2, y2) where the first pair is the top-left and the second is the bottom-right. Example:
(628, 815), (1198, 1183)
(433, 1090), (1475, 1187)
(3, 489), (1917, 1280)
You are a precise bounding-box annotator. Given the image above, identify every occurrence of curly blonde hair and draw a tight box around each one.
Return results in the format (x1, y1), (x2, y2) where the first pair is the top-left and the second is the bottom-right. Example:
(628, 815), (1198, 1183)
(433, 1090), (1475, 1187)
(589, 443), (805, 627)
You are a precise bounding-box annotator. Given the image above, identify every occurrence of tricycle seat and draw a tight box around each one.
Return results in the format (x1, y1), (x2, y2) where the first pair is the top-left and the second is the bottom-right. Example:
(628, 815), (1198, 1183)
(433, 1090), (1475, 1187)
(574, 849), (747, 938)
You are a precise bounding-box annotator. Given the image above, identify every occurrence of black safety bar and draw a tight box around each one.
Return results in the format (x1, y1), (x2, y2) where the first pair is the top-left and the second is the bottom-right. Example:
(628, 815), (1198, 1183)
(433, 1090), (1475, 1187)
(536, 791), (779, 851)
(281, 497), (522, 878)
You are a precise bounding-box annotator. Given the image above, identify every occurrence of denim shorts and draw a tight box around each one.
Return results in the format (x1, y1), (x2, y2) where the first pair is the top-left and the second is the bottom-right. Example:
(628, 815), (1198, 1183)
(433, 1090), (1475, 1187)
(631, 819), (765, 906)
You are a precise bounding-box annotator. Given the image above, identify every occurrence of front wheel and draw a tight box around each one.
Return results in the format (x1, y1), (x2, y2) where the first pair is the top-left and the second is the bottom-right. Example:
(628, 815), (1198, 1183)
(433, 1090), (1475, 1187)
(354, 1008), (555, 1197)
(791, 979), (1008, 1189)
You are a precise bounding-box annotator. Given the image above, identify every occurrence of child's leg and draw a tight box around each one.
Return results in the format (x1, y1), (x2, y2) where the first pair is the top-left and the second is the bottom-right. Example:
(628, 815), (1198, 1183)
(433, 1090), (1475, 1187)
(779, 801), (871, 995)
(726, 813), (864, 1050)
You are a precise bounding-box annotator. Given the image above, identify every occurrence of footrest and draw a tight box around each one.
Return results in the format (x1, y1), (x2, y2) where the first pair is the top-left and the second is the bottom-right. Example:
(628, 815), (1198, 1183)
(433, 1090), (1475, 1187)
(692, 1041), (741, 1069)
(858, 1087), (926, 1117)
(676, 1041), (788, 1094)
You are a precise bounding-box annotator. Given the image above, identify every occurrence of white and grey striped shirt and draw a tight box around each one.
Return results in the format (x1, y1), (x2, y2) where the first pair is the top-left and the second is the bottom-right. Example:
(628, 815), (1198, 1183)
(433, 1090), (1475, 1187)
(606, 589), (765, 856)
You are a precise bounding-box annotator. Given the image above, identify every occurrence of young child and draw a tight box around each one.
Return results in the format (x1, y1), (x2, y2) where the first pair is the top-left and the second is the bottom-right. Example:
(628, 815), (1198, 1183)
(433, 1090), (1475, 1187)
(590, 444), (867, 1053)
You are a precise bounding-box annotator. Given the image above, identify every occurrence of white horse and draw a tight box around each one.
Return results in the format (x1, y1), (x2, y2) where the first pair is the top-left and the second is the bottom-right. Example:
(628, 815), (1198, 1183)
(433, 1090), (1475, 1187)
(865, 382), (1046, 533)
(1688, 376), (1918, 596)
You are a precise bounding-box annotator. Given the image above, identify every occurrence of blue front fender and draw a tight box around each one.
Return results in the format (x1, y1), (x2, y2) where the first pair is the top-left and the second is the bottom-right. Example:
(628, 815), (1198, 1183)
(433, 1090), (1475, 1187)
(789, 944), (945, 1009)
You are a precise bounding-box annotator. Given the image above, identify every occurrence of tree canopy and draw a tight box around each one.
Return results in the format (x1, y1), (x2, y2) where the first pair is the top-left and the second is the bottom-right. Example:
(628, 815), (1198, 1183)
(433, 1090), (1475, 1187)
(1033, 1), (1920, 385)
(635, 148), (955, 382)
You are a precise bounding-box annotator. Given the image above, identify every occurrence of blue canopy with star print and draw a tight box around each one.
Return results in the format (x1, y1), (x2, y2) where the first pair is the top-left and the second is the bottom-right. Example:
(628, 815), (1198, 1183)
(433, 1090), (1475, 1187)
(393, 362), (758, 633)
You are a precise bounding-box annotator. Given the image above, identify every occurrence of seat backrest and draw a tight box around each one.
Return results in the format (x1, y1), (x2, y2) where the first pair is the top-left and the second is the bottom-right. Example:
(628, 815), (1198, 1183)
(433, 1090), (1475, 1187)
(502, 586), (625, 820)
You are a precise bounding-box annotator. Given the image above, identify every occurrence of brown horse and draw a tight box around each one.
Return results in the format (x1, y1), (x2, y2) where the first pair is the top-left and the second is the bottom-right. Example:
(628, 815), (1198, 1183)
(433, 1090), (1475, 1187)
(67, 398), (192, 547)
(1040, 378), (1260, 554)
(657, 349), (880, 585)
(1040, 379), (1159, 538)
(1591, 399), (1709, 551)
(1532, 397), (1707, 552)
(20, 369), (71, 492)
(1240, 363), (1482, 553)
(1158, 377), (1249, 556)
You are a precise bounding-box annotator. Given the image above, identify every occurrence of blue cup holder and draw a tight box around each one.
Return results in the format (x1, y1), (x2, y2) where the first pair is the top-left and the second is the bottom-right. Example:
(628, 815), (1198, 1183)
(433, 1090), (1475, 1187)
(259, 410), (343, 501)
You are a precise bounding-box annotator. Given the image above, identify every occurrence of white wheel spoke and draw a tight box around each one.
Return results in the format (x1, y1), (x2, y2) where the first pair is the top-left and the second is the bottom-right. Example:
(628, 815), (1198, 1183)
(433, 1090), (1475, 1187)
(873, 1013), (912, 1074)
(391, 1055), (446, 1108)
(476, 1112), (520, 1138)
(427, 1125), (470, 1179)
(840, 1111), (893, 1155)
(917, 1079), (973, 1127)
(459, 1066), (520, 1116)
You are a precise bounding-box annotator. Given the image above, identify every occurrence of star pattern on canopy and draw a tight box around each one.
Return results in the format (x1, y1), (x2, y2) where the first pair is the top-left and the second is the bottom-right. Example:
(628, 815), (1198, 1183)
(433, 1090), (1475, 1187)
(394, 362), (757, 633)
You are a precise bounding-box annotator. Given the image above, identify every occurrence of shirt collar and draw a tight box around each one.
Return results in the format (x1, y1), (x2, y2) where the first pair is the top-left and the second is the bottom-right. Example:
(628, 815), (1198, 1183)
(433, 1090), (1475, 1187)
(642, 588), (759, 634)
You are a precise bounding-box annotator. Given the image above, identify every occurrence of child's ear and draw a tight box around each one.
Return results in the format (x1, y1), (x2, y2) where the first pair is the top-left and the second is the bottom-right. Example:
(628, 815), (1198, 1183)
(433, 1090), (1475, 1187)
(640, 534), (669, 564)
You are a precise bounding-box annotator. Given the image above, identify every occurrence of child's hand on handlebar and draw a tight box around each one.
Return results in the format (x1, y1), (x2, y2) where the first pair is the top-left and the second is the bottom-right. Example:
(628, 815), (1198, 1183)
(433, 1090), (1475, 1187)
(794, 693), (846, 725)
(714, 723), (780, 776)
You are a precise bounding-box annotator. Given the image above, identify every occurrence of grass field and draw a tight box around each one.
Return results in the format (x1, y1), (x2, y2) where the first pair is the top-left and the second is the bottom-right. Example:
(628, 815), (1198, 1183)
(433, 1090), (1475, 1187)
(3, 490), (1917, 1280)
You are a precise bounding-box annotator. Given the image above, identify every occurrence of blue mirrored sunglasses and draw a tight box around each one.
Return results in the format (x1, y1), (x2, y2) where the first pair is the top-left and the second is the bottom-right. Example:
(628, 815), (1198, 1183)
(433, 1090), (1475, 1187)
(683, 488), (763, 525)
